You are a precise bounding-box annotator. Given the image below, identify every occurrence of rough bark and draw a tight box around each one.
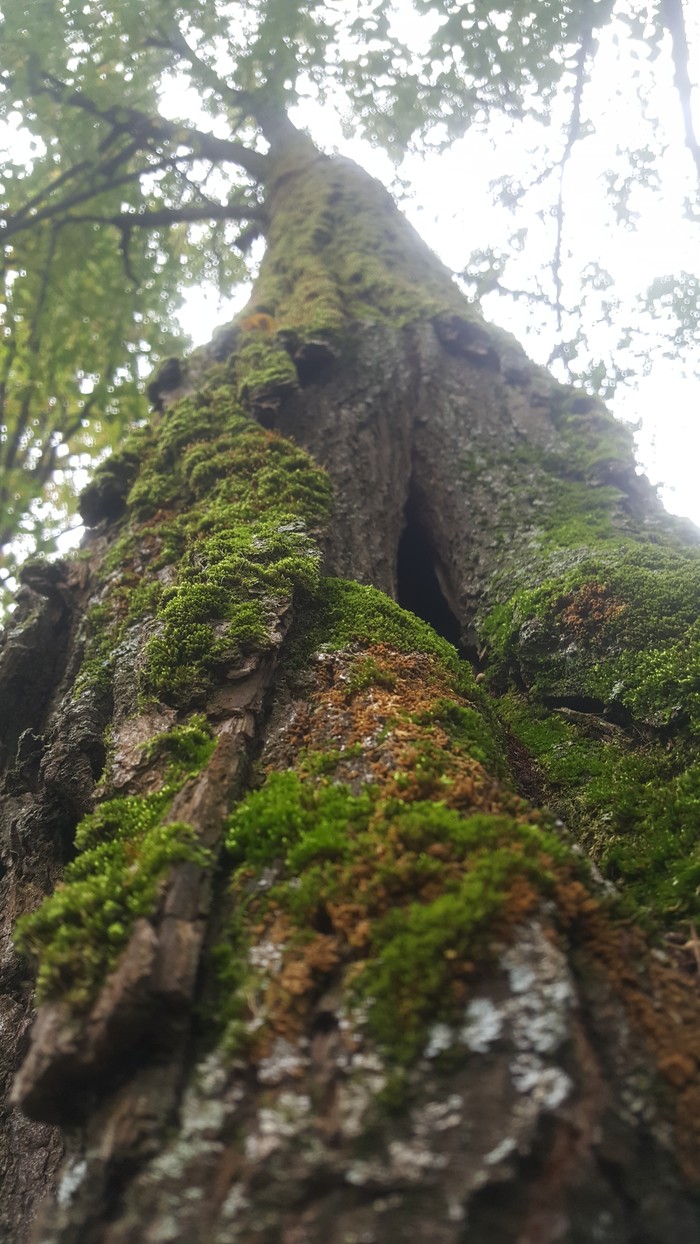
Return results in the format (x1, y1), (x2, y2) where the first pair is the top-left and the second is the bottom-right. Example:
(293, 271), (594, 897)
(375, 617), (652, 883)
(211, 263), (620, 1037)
(1, 127), (699, 1242)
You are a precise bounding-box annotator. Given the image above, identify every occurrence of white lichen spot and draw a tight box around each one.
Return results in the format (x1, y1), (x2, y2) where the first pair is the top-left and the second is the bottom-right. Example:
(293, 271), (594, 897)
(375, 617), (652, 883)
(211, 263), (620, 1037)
(502, 925), (574, 1055)
(388, 1139), (449, 1180)
(424, 1021), (454, 1058)
(338, 1077), (386, 1138)
(347, 1049), (385, 1074)
(245, 1090), (312, 1162)
(460, 996), (504, 1052)
(484, 1136), (517, 1166)
(263, 1092), (311, 1135)
(510, 1053), (572, 1111)
(244, 1129), (280, 1164)
(56, 1159), (87, 1208)
(181, 1096), (226, 1139)
(413, 1095), (464, 1136)
(372, 1194), (403, 1213)
(254, 866), (279, 892)
(447, 1196), (466, 1223)
(248, 938), (284, 974)
(256, 1036), (309, 1084)
(148, 1137), (222, 1184)
(150, 1215), (180, 1243)
(220, 1181), (251, 1222)
(346, 1159), (389, 1187)
(193, 1050), (228, 1098)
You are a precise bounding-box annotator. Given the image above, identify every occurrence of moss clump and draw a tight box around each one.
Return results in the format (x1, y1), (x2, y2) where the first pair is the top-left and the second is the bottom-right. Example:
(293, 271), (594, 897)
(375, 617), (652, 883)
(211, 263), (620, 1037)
(72, 602), (123, 699)
(14, 715), (218, 1008)
(15, 798), (211, 1008)
(235, 335), (299, 407)
(483, 544), (700, 731)
(499, 693), (700, 922)
(413, 698), (507, 778)
(141, 713), (216, 779)
(290, 578), (465, 681)
(220, 772), (573, 1062)
(250, 135), (472, 346)
(142, 519), (321, 703)
(93, 388), (332, 708)
(346, 654), (398, 695)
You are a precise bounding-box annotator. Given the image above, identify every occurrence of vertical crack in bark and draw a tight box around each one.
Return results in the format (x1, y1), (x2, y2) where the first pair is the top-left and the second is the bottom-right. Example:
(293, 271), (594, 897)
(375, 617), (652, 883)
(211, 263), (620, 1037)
(396, 487), (462, 651)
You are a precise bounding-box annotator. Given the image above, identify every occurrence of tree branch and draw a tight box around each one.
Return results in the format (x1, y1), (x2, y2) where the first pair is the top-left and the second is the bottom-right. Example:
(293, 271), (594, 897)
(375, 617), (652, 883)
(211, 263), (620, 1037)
(1, 154), (208, 240)
(58, 202), (263, 231)
(148, 26), (253, 114)
(550, 32), (591, 347)
(10, 158), (93, 223)
(3, 224), (58, 473)
(661, 0), (700, 190)
(36, 70), (269, 179)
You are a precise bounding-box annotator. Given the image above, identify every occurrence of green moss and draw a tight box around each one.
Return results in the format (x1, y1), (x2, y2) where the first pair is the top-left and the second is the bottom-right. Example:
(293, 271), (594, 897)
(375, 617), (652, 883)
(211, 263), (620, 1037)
(551, 393), (636, 479)
(499, 693), (700, 921)
(15, 797), (211, 1008)
(14, 716), (221, 1008)
(92, 387), (332, 708)
(219, 772), (572, 1062)
(290, 578), (465, 681)
(72, 602), (123, 698)
(251, 136), (471, 346)
(142, 520), (321, 703)
(299, 744), (364, 776)
(346, 654), (398, 695)
(413, 697), (507, 778)
(141, 713), (216, 779)
(483, 544), (700, 731)
(235, 335), (299, 406)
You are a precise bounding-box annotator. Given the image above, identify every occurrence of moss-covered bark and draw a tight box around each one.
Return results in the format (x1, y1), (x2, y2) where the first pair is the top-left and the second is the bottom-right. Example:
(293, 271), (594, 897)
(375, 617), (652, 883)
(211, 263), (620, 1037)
(1, 124), (699, 1242)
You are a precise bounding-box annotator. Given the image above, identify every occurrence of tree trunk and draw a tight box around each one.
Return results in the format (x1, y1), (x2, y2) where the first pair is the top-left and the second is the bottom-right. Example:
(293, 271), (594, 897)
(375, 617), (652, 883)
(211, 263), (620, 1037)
(1, 130), (700, 1243)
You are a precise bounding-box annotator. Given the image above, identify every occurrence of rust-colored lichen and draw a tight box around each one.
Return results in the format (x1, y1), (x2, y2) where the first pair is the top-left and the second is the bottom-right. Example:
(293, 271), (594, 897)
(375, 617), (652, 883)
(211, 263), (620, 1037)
(558, 582), (627, 642)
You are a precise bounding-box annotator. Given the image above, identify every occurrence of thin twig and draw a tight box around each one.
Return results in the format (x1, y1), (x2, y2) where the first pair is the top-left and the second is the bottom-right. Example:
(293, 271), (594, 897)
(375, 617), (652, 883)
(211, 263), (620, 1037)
(550, 31), (592, 351)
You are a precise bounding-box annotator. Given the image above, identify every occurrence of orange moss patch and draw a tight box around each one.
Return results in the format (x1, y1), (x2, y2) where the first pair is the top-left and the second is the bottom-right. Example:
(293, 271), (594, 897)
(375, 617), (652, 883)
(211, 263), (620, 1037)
(557, 582), (626, 642)
(279, 644), (512, 816)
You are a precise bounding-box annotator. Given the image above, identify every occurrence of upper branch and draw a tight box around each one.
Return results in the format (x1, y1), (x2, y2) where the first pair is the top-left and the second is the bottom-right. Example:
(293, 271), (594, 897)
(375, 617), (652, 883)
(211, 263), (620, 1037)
(147, 26), (253, 116)
(548, 30), (591, 361)
(662, 0), (700, 191)
(60, 202), (263, 230)
(31, 69), (270, 180)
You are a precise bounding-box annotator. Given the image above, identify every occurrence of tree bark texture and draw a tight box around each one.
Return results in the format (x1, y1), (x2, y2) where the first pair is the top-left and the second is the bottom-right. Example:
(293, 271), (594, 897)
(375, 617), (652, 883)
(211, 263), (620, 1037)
(1, 131), (700, 1242)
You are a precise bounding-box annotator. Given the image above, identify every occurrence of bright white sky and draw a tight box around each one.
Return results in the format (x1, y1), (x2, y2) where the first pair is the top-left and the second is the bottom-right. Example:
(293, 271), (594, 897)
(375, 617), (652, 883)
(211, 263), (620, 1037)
(178, 8), (700, 528)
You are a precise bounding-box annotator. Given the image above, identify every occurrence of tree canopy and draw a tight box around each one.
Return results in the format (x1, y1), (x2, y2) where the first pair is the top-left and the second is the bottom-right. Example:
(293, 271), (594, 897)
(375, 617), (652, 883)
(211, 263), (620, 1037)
(1, 0), (698, 594)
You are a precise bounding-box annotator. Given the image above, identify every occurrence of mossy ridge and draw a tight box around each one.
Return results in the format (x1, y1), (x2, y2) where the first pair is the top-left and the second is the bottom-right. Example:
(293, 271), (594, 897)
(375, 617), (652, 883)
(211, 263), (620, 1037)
(219, 772), (574, 1064)
(499, 693), (700, 922)
(84, 385), (332, 708)
(14, 715), (216, 1009)
(482, 543), (700, 732)
(286, 577), (468, 686)
(212, 618), (579, 1064)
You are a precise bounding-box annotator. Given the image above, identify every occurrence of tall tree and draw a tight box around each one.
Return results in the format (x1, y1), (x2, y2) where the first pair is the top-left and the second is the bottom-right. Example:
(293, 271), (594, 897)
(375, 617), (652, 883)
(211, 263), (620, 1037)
(1, 3), (700, 1241)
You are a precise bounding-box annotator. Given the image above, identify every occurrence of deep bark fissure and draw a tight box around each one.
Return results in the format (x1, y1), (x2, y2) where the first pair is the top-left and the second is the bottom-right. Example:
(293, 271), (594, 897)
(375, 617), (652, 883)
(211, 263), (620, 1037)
(396, 489), (463, 651)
